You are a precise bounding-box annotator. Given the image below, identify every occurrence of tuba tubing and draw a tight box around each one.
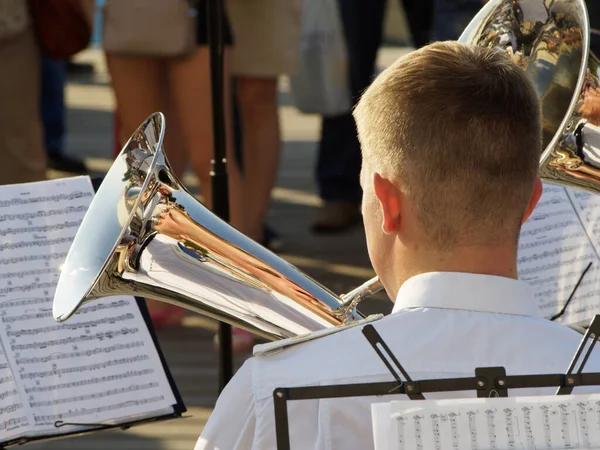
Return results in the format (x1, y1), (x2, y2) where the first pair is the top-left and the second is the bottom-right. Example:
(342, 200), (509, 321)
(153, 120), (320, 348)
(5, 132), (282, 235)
(52, 113), (383, 341)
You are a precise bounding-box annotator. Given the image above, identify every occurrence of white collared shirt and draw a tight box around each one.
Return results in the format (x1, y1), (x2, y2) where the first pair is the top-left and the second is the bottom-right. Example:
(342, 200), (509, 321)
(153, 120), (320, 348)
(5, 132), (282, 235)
(195, 272), (600, 450)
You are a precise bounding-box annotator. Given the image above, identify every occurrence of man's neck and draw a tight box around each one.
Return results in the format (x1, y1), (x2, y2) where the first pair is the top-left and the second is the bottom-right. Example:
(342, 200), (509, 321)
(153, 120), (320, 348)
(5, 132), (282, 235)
(390, 244), (519, 298)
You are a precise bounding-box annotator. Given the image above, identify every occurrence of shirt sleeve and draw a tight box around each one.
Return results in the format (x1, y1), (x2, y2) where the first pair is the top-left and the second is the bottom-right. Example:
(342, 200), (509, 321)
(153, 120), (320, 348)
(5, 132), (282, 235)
(195, 358), (256, 450)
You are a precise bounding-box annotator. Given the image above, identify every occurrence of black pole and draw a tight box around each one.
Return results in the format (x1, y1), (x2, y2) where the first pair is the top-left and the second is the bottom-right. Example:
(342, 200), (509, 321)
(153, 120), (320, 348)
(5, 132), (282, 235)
(206, 0), (234, 391)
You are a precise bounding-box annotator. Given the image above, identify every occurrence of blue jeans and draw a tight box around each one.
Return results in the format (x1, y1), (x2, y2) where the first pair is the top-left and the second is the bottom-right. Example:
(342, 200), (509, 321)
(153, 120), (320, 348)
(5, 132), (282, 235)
(41, 56), (66, 156)
(432, 0), (481, 41)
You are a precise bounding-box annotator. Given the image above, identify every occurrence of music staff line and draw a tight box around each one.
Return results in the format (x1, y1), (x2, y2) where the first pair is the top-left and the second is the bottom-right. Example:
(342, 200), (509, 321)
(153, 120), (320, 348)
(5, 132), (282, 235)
(19, 355), (150, 380)
(529, 208), (578, 221)
(0, 268), (54, 280)
(23, 368), (155, 394)
(33, 396), (165, 424)
(517, 244), (584, 264)
(29, 382), (159, 408)
(15, 341), (145, 365)
(10, 328), (140, 351)
(0, 191), (91, 208)
(0, 281), (57, 296)
(519, 220), (577, 237)
(526, 269), (593, 287)
(0, 220), (82, 238)
(0, 388), (19, 401)
(519, 255), (595, 276)
(0, 206), (88, 223)
(518, 232), (582, 251)
(1, 299), (131, 324)
(6, 313), (136, 337)
(0, 416), (28, 432)
(0, 253), (68, 266)
(0, 237), (73, 252)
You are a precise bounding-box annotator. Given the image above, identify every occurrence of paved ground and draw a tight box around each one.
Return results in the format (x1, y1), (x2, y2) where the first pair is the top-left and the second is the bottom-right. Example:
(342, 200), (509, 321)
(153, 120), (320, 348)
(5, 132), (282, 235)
(27, 46), (409, 449)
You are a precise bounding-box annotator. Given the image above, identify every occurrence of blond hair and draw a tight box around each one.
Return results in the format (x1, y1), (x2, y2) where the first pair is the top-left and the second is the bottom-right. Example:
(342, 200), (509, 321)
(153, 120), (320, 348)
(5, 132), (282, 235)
(354, 41), (542, 248)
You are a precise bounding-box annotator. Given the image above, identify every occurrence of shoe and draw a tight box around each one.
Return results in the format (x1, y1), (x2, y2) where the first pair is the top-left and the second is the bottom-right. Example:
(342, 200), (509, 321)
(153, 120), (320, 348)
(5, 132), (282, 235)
(261, 224), (283, 252)
(213, 327), (255, 354)
(47, 153), (87, 174)
(311, 201), (361, 233)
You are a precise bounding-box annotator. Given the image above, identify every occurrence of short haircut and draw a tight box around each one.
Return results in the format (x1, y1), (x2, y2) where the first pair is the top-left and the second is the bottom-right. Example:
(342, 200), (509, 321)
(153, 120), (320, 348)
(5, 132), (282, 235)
(354, 41), (542, 249)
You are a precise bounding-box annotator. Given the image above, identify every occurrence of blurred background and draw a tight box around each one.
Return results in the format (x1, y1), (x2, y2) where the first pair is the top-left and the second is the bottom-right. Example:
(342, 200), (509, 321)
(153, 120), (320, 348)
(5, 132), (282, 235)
(1, 0), (596, 448)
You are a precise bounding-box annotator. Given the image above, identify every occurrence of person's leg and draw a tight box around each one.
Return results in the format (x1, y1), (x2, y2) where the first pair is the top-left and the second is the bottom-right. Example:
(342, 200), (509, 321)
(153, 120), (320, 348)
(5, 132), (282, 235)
(313, 0), (387, 233)
(106, 54), (188, 176)
(167, 47), (247, 235)
(431, 0), (481, 42)
(106, 54), (187, 328)
(399, 0), (434, 48)
(588, 0), (600, 57)
(235, 76), (280, 243)
(40, 55), (87, 173)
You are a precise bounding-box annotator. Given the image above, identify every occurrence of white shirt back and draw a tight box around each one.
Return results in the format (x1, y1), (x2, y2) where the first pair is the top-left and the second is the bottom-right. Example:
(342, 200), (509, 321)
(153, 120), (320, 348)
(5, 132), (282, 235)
(196, 272), (600, 450)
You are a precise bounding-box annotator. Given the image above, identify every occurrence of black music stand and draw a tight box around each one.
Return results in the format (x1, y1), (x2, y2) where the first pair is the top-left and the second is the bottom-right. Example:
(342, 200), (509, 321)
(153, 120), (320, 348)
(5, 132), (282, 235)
(273, 315), (600, 450)
(206, 0), (234, 391)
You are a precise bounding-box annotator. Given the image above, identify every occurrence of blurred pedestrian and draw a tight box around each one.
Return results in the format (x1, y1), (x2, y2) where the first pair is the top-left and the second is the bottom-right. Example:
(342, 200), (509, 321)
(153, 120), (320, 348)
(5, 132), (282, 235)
(588, 0), (600, 57)
(228, 0), (302, 249)
(0, 0), (46, 185)
(104, 0), (246, 328)
(312, 0), (433, 233)
(431, 0), (481, 42)
(41, 55), (87, 174)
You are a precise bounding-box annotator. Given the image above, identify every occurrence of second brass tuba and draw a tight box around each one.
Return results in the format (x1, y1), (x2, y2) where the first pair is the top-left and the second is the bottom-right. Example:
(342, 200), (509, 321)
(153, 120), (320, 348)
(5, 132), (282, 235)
(460, 0), (600, 194)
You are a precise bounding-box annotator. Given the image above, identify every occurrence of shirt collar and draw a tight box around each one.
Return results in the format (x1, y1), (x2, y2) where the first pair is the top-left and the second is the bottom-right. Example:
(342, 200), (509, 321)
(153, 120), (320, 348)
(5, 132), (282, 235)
(392, 272), (541, 317)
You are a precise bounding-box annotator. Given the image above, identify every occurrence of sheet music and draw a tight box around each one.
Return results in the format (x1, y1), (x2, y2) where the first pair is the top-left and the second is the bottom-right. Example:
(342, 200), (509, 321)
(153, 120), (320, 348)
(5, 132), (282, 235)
(0, 341), (28, 443)
(372, 394), (600, 450)
(567, 188), (600, 258)
(0, 177), (176, 438)
(517, 183), (600, 324)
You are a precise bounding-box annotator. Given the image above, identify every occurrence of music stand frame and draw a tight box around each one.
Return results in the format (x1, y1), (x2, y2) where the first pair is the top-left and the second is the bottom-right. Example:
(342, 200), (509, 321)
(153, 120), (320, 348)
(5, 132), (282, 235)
(273, 316), (600, 450)
(206, 0), (234, 391)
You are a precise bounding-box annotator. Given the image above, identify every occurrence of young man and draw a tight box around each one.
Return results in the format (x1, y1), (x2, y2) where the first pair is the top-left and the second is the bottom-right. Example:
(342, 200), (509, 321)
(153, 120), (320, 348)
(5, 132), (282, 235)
(195, 41), (600, 450)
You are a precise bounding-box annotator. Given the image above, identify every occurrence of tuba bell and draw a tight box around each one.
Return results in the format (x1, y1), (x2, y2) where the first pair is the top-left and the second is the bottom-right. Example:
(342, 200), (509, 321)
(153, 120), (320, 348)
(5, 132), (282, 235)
(52, 112), (382, 340)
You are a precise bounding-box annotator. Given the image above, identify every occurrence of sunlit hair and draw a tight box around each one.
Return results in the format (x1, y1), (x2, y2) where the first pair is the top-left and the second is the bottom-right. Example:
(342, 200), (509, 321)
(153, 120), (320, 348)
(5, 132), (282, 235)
(354, 41), (542, 248)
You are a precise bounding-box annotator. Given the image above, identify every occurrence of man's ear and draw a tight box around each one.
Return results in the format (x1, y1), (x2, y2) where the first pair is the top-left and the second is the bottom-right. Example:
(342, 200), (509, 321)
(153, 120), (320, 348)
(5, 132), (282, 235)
(373, 173), (402, 233)
(522, 177), (543, 224)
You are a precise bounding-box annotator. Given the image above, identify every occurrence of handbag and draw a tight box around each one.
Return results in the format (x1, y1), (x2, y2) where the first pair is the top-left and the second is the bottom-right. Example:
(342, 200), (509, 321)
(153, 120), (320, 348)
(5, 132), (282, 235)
(289, 0), (351, 116)
(103, 0), (197, 57)
(0, 0), (28, 42)
(28, 0), (93, 59)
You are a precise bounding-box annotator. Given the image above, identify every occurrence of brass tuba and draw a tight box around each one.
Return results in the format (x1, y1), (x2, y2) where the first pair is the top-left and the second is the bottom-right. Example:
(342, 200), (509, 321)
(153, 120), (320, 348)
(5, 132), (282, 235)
(459, 0), (600, 194)
(53, 0), (598, 340)
(52, 112), (381, 340)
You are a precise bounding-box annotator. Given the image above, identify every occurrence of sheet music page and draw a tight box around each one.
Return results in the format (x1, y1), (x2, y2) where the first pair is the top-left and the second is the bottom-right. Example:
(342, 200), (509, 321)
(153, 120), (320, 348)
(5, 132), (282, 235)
(517, 183), (600, 324)
(0, 339), (28, 443)
(372, 394), (600, 450)
(0, 177), (177, 438)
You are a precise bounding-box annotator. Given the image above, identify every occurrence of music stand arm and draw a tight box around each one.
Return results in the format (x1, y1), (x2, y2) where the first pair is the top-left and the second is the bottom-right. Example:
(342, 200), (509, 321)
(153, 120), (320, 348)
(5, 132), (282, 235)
(206, 0), (233, 391)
